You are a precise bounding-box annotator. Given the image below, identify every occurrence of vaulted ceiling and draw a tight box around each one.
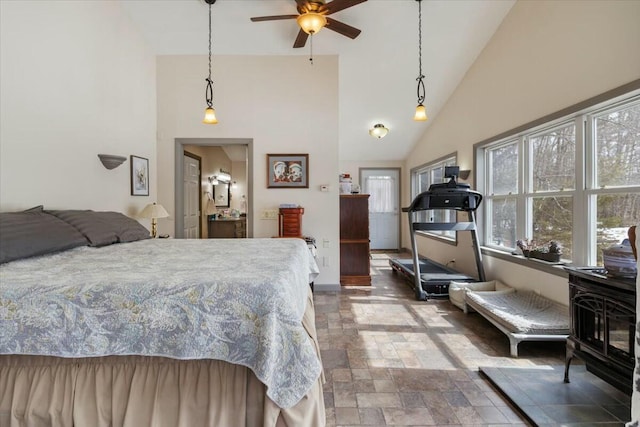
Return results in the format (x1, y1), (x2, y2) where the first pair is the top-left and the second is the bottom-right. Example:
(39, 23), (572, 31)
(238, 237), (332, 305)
(119, 0), (514, 161)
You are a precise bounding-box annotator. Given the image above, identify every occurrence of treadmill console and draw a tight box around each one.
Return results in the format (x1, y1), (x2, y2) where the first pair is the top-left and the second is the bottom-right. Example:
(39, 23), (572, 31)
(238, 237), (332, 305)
(408, 175), (482, 212)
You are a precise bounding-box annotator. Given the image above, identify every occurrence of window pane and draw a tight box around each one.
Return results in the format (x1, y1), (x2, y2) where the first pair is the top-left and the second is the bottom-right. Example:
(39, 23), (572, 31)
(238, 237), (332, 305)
(532, 196), (573, 260)
(490, 197), (516, 248)
(596, 192), (640, 264)
(418, 171), (429, 194)
(426, 209), (455, 239)
(595, 102), (640, 187)
(490, 142), (518, 195)
(531, 124), (575, 191)
(432, 167), (443, 185)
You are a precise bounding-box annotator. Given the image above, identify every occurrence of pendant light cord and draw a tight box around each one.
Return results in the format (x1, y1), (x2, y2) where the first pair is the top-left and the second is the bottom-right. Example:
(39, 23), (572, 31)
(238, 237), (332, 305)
(416, 0), (425, 105)
(205, 2), (214, 108)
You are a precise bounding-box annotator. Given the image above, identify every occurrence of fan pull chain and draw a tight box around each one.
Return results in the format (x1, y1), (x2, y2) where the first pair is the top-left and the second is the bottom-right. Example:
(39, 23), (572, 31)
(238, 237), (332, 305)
(309, 34), (314, 65)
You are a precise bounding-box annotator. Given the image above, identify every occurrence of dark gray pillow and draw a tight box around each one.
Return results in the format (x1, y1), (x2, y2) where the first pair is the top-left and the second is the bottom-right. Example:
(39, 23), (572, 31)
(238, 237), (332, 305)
(0, 211), (89, 264)
(46, 210), (150, 246)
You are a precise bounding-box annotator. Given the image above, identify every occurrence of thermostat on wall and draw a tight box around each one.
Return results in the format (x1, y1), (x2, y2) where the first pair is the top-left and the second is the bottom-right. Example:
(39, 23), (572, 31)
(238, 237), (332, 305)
(320, 185), (330, 192)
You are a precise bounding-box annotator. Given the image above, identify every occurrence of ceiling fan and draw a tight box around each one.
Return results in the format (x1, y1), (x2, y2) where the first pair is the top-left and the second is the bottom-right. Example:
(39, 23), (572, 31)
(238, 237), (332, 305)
(250, 0), (367, 48)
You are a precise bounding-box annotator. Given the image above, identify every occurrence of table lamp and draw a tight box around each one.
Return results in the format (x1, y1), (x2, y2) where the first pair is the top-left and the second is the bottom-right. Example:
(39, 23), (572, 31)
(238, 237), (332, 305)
(139, 202), (169, 238)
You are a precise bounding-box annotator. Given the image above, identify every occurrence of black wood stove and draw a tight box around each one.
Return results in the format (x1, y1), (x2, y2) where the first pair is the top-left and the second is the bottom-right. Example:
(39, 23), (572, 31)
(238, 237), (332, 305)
(564, 267), (636, 395)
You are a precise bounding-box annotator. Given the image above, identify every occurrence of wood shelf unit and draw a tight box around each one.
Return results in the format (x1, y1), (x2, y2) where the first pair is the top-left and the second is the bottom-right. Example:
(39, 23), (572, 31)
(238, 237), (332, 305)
(340, 194), (370, 285)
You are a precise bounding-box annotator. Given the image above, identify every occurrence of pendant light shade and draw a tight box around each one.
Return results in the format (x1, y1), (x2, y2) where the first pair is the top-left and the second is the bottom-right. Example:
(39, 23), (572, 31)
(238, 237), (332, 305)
(203, 107), (218, 124)
(203, 0), (218, 125)
(413, 0), (428, 121)
(414, 104), (427, 121)
(297, 12), (327, 35)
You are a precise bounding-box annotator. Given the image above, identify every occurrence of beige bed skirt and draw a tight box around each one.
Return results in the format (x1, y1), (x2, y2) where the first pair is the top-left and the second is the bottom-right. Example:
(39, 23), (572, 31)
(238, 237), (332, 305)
(0, 292), (325, 427)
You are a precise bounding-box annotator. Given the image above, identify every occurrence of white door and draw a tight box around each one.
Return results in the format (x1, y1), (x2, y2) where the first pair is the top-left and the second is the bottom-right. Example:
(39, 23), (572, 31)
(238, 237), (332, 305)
(183, 154), (200, 238)
(361, 168), (400, 250)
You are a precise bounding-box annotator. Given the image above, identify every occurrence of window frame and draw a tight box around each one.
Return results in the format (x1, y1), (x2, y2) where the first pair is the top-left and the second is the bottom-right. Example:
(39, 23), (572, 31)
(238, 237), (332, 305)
(409, 152), (459, 245)
(475, 81), (640, 268)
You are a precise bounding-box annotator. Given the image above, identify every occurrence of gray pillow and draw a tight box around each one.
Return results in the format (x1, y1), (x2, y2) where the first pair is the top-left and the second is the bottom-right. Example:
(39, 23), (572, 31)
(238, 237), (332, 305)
(0, 211), (89, 264)
(46, 210), (150, 246)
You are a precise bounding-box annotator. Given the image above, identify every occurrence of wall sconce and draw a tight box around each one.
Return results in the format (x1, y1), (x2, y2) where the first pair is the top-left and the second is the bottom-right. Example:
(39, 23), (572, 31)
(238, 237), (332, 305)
(369, 124), (389, 139)
(459, 170), (471, 180)
(139, 202), (170, 238)
(97, 154), (126, 170)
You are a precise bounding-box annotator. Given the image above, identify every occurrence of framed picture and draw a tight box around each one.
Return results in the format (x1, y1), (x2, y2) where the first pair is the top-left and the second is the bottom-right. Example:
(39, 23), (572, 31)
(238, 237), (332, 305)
(130, 155), (149, 196)
(267, 153), (309, 188)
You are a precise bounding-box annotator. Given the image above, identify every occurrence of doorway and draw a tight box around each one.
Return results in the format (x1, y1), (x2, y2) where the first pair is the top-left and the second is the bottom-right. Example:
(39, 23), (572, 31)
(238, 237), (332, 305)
(360, 168), (400, 250)
(174, 138), (253, 239)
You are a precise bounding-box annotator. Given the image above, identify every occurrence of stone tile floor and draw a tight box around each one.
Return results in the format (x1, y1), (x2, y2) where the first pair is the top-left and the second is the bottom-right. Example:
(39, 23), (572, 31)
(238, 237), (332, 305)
(314, 252), (589, 426)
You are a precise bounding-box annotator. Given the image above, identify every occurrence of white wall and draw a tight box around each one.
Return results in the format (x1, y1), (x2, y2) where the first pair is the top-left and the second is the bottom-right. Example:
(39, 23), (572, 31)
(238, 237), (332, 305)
(404, 0), (640, 304)
(0, 1), (156, 219)
(157, 55), (340, 287)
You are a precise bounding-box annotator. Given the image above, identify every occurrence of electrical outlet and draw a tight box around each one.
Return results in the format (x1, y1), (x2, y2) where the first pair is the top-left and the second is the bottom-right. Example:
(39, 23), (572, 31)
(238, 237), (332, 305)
(322, 256), (329, 267)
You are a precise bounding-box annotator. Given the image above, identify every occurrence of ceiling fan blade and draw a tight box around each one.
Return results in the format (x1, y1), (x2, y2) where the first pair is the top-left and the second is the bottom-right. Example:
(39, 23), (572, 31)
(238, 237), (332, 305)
(322, 0), (367, 15)
(293, 28), (309, 48)
(325, 17), (361, 39)
(250, 15), (298, 22)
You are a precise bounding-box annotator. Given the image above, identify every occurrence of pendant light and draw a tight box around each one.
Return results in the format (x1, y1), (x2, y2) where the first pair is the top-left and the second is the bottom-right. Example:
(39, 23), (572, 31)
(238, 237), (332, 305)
(413, 0), (427, 121)
(203, 0), (218, 124)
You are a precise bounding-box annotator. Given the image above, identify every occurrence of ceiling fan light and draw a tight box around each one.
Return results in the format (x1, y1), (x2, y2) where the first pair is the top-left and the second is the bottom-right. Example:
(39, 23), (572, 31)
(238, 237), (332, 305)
(414, 104), (428, 121)
(369, 123), (389, 139)
(203, 107), (219, 124)
(297, 12), (327, 34)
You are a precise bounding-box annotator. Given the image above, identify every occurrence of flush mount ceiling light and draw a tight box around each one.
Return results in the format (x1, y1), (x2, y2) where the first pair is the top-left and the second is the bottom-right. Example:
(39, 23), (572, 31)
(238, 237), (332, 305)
(413, 0), (428, 121)
(202, 0), (218, 124)
(369, 123), (389, 139)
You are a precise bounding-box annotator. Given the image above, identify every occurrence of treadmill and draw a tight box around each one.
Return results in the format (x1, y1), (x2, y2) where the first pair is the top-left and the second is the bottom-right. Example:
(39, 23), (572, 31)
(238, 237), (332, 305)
(390, 166), (486, 300)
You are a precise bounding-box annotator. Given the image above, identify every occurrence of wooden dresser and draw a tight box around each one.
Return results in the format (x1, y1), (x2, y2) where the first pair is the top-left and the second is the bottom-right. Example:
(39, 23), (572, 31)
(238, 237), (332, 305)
(279, 207), (304, 238)
(340, 194), (370, 285)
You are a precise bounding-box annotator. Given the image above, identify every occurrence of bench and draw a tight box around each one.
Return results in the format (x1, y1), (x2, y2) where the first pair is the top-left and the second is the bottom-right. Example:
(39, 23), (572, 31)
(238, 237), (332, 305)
(449, 281), (569, 357)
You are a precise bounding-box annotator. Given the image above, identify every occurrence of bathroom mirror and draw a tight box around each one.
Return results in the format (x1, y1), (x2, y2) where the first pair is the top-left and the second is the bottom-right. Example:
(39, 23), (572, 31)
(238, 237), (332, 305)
(214, 183), (230, 207)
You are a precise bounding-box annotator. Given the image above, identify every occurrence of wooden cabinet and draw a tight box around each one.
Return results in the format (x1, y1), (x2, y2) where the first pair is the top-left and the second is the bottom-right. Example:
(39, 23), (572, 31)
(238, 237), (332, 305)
(279, 207), (304, 238)
(340, 194), (370, 285)
(208, 218), (246, 238)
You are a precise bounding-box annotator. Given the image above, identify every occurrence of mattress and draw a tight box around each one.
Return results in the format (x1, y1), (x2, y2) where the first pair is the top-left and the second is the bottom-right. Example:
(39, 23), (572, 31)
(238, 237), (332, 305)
(465, 290), (570, 335)
(0, 237), (320, 409)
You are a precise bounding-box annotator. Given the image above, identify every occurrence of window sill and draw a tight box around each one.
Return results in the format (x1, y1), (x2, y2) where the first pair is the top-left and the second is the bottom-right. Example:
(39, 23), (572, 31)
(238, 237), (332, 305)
(480, 247), (570, 278)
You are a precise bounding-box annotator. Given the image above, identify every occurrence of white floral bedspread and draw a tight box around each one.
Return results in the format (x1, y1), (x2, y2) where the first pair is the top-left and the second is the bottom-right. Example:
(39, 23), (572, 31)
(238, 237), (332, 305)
(0, 238), (320, 408)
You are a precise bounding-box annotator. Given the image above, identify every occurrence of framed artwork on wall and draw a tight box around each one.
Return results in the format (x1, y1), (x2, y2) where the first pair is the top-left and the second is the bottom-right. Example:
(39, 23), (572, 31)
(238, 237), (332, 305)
(267, 153), (309, 188)
(130, 155), (149, 196)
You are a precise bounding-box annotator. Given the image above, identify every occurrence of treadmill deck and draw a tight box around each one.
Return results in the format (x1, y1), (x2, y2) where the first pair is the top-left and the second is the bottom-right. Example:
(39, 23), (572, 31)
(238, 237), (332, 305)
(389, 258), (476, 298)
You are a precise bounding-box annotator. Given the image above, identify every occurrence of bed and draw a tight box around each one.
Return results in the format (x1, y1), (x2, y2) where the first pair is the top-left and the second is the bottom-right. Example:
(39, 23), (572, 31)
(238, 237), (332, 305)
(0, 208), (325, 426)
(449, 280), (569, 357)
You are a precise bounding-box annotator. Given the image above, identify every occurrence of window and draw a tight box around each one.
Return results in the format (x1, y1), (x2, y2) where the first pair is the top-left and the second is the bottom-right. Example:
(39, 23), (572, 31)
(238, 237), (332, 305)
(410, 154), (457, 241)
(477, 89), (640, 266)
